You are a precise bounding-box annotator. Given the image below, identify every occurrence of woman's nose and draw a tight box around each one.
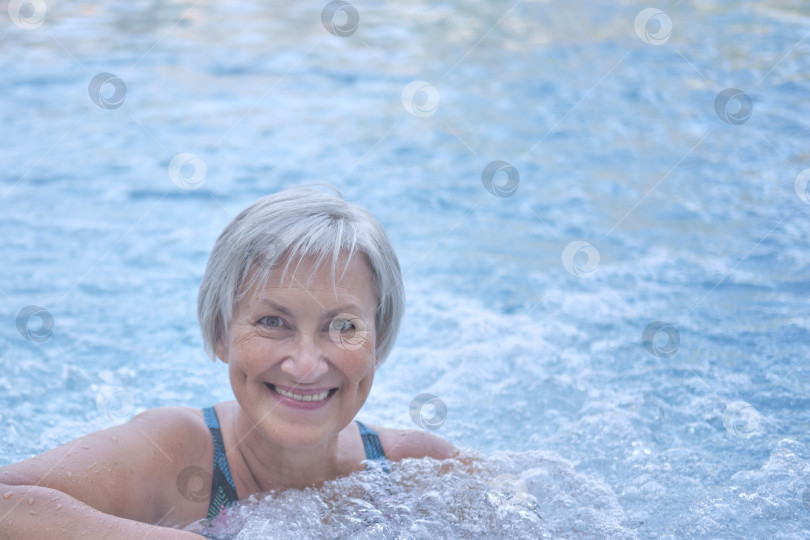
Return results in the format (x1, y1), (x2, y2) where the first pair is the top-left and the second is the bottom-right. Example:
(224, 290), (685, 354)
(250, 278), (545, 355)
(279, 335), (329, 383)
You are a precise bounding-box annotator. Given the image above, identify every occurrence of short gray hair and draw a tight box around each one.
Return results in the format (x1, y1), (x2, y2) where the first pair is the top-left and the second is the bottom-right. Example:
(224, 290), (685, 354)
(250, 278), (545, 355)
(197, 186), (404, 366)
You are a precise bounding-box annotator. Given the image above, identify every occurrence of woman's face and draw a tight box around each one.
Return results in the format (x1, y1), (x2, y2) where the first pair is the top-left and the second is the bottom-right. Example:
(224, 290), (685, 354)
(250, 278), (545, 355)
(216, 253), (378, 449)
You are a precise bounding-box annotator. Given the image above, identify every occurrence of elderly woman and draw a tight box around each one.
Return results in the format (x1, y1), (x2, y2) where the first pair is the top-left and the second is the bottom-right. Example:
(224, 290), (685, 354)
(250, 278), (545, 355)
(0, 187), (456, 538)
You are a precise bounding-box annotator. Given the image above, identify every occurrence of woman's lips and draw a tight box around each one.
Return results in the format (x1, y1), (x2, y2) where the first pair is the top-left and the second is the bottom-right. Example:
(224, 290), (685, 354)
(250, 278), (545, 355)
(266, 383), (338, 405)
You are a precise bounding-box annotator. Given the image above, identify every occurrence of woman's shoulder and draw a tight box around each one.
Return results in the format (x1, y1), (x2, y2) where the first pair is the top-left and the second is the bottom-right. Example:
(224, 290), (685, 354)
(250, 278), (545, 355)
(368, 424), (458, 462)
(127, 405), (205, 442)
(130, 405), (216, 464)
(132, 405), (206, 430)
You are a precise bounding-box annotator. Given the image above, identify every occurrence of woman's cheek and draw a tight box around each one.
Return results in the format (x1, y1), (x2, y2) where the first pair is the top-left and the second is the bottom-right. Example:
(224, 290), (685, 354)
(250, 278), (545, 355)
(231, 331), (271, 373)
(349, 348), (376, 380)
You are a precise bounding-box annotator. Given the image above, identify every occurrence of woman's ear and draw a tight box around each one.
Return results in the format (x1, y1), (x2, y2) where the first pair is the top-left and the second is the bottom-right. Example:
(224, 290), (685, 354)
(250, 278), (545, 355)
(215, 339), (228, 364)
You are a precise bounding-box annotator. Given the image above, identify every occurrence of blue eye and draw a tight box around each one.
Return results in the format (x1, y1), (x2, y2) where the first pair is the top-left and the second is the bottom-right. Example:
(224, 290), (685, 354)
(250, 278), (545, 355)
(259, 316), (284, 328)
(330, 318), (355, 332)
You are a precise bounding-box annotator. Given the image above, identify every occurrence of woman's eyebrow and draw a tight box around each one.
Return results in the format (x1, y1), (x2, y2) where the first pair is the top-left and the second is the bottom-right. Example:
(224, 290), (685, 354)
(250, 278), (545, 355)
(322, 306), (365, 319)
(256, 300), (293, 317)
(256, 300), (365, 319)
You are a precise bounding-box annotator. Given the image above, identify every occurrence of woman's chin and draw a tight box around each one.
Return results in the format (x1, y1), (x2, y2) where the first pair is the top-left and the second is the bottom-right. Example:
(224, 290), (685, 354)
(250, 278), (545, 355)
(235, 387), (341, 445)
(256, 418), (337, 450)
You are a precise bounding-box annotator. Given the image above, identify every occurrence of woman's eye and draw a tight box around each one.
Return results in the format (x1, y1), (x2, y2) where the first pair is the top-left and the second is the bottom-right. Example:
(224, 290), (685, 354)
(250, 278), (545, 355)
(259, 316), (284, 328)
(330, 318), (355, 332)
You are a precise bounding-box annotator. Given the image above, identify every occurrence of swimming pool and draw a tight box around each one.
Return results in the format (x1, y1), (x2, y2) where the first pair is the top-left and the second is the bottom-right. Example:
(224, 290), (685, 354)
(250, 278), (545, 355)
(2, 0), (810, 537)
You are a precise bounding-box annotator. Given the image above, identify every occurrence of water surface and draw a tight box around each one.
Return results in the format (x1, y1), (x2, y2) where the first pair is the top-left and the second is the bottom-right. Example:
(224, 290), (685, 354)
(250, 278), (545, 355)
(2, 1), (810, 538)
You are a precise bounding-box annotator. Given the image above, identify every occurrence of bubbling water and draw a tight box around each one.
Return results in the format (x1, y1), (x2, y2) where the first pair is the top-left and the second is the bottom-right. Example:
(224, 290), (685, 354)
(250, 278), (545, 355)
(185, 449), (636, 539)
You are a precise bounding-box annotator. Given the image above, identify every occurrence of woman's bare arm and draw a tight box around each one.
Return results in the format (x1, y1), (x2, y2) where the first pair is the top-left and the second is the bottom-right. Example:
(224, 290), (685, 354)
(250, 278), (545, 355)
(0, 483), (203, 539)
(0, 407), (209, 538)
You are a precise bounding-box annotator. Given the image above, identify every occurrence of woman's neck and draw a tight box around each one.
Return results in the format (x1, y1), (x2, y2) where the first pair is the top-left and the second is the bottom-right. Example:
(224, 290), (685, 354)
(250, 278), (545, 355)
(225, 402), (353, 495)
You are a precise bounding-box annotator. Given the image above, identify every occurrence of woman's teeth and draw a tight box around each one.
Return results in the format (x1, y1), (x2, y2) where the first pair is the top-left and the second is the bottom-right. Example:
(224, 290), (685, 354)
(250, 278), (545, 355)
(272, 385), (332, 402)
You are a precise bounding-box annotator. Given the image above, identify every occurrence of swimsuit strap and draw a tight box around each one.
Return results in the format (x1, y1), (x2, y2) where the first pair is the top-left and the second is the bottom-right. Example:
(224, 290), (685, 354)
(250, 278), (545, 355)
(355, 420), (390, 472)
(203, 407), (239, 520)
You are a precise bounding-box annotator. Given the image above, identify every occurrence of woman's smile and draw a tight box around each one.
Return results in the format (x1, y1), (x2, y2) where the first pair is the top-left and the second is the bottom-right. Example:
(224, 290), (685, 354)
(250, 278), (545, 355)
(266, 383), (339, 409)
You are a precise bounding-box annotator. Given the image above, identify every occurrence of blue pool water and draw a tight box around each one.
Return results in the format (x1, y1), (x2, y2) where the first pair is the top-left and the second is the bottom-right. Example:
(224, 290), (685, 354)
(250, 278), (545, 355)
(2, 0), (810, 538)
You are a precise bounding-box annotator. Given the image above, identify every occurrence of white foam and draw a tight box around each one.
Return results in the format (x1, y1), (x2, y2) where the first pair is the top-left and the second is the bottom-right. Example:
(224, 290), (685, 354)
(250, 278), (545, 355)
(186, 449), (634, 539)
